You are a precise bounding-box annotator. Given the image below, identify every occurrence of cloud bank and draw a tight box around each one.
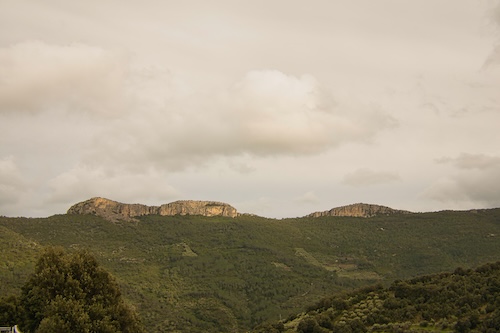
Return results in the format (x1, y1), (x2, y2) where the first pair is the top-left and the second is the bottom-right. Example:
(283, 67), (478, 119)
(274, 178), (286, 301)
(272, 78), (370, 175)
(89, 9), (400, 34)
(0, 41), (396, 213)
(0, 41), (127, 115)
(1, 1), (499, 218)
(85, 68), (395, 171)
(425, 153), (500, 208)
(0, 41), (395, 165)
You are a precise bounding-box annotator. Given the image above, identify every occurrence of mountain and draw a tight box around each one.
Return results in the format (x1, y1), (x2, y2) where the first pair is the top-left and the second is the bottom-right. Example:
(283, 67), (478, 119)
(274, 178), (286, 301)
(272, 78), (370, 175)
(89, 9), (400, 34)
(306, 203), (412, 218)
(1, 203), (500, 332)
(68, 198), (413, 222)
(67, 197), (239, 221)
(64, 198), (491, 220)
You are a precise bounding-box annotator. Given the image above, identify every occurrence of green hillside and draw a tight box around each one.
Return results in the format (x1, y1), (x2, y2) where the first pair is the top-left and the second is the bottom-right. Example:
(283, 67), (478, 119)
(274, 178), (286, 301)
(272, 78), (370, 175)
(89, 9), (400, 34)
(1, 208), (499, 332)
(258, 261), (500, 332)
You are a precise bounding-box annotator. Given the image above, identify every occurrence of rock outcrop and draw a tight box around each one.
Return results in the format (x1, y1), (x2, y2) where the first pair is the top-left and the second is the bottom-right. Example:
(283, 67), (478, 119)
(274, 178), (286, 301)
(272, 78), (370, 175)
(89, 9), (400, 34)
(157, 200), (238, 217)
(67, 197), (239, 221)
(307, 203), (412, 218)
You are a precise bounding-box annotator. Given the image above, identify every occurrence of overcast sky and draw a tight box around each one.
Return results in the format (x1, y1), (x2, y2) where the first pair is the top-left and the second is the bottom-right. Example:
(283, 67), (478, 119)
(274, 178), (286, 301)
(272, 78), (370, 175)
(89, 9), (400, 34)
(1, 1), (499, 218)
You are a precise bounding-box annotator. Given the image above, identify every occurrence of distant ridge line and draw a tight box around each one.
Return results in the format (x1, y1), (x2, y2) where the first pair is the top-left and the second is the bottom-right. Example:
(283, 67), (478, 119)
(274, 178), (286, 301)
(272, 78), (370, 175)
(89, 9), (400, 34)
(66, 198), (498, 221)
(67, 197), (239, 221)
(306, 203), (413, 218)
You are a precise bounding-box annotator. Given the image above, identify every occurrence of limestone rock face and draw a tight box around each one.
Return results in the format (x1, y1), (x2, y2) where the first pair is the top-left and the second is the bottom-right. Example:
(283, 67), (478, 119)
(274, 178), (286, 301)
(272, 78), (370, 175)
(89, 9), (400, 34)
(307, 203), (412, 218)
(158, 201), (238, 218)
(67, 197), (238, 221)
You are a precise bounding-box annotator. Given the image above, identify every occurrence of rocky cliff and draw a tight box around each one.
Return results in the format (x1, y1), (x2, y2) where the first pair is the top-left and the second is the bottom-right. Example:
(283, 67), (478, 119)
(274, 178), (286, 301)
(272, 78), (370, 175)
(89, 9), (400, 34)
(157, 200), (238, 217)
(307, 203), (412, 218)
(67, 197), (239, 221)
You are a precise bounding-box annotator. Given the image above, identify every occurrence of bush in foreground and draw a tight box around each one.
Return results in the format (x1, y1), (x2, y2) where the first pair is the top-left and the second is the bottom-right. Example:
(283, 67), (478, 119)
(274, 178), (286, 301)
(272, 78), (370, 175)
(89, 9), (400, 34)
(19, 246), (144, 333)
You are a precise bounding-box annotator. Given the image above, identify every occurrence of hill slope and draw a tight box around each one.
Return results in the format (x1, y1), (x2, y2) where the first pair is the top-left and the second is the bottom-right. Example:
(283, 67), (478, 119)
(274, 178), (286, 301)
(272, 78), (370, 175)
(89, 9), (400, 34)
(1, 208), (500, 332)
(257, 261), (500, 332)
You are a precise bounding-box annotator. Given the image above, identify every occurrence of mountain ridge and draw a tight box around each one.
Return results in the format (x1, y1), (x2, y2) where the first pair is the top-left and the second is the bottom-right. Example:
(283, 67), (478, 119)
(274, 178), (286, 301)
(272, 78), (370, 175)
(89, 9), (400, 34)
(306, 202), (413, 218)
(67, 198), (414, 221)
(67, 197), (239, 221)
(66, 198), (492, 221)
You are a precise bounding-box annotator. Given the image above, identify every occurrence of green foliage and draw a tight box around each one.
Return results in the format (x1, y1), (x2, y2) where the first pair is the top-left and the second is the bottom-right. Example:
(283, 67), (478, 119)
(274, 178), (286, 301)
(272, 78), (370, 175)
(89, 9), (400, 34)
(0, 295), (21, 326)
(253, 322), (285, 333)
(277, 261), (500, 332)
(0, 225), (39, 295)
(0, 208), (500, 332)
(296, 317), (319, 333)
(18, 247), (144, 333)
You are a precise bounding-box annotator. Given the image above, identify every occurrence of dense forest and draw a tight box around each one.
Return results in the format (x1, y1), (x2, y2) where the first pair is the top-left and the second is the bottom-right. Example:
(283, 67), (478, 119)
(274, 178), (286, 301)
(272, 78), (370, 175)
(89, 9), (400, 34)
(1, 208), (499, 331)
(255, 262), (500, 332)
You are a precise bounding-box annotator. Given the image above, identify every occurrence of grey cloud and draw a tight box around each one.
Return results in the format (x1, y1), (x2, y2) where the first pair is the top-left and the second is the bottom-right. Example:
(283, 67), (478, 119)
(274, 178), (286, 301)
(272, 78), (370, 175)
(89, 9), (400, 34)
(437, 153), (500, 170)
(483, 2), (500, 69)
(489, 1), (500, 29)
(0, 41), (127, 115)
(424, 179), (469, 204)
(342, 168), (401, 187)
(425, 153), (500, 207)
(483, 44), (500, 69)
(425, 171), (500, 207)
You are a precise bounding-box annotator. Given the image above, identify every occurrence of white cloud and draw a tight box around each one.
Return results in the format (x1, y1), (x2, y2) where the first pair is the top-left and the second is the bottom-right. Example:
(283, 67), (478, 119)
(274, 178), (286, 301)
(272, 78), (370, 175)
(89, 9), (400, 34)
(4, 42), (398, 177)
(82, 69), (396, 173)
(342, 168), (401, 187)
(225, 70), (393, 154)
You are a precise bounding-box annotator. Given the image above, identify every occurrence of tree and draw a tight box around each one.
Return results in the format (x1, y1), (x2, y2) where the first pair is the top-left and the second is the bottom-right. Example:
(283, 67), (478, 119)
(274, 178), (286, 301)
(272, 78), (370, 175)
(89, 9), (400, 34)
(297, 317), (329, 333)
(0, 295), (21, 326)
(19, 246), (144, 333)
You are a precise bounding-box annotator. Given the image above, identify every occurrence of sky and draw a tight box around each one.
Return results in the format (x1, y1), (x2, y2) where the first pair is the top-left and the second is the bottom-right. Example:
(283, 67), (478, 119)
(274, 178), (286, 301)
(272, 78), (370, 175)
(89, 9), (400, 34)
(1, 1), (500, 218)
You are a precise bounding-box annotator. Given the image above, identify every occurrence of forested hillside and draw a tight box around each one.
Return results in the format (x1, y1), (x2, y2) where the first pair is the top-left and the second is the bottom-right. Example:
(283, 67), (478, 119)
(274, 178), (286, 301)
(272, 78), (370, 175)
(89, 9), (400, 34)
(257, 261), (500, 332)
(1, 208), (499, 332)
